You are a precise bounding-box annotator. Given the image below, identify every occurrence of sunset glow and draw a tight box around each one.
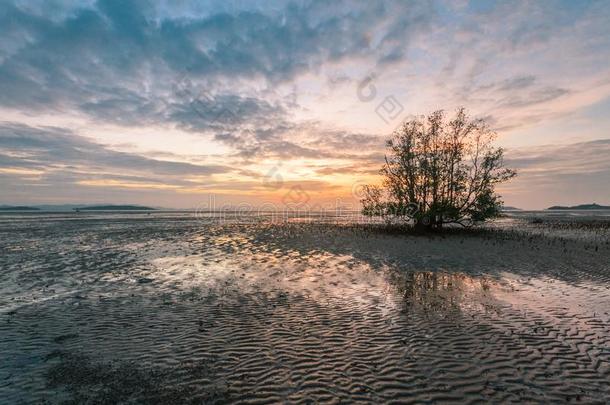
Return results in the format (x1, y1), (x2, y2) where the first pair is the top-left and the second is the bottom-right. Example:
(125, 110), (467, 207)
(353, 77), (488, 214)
(1, 0), (610, 209)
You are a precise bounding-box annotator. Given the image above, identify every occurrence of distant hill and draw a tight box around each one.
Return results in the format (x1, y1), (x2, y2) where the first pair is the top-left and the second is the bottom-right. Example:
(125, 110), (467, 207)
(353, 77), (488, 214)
(501, 206), (521, 211)
(74, 205), (155, 211)
(34, 204), (85, 211)
(0, 204), (160, 211)
(0, 206), (40, 211)
(547, 203), (610, 210)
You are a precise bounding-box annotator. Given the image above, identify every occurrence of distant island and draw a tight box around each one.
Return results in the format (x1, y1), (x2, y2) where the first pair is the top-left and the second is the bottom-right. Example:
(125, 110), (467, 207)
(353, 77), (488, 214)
(0, 204), (158, 211)
(0, 206), (40, 211)
(74, 205), (155, 211)
(547, 203), (610, 210)
(501, 206), (521, 211)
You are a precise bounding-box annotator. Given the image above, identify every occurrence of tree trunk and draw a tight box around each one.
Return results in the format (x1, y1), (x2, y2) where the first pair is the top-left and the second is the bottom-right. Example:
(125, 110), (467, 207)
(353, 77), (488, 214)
(414, 217), (431, 232)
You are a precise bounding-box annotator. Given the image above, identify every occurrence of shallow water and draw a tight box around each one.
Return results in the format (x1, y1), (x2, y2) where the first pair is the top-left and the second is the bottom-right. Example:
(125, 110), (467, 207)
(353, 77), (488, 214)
(1, 213), (609, 403)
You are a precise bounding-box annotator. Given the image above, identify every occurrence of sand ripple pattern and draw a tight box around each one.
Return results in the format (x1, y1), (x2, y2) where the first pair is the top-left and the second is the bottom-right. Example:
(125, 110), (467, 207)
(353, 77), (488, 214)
(1, 214), (609, 403)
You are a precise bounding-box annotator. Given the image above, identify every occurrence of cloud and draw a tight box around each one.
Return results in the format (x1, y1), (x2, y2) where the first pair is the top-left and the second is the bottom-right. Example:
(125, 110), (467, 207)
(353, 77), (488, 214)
(0, 121), (357, 206)
(315, 164), (380, 176)
(498, 86), (570, 109)
(501, 138), (610, 208)
(423, 0), (610, 132)
(497, 75), (536, 92)
(0, 0), (433, 127)
(1, 0), (610, 208)
(206, 119), (385, 162)
(0, 122), (231, 185)
(506, 139), (610, 175)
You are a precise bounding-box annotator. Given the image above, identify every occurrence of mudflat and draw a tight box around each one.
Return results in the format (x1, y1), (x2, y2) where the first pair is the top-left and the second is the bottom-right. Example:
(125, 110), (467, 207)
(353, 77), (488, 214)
(1, 212), (609, 403)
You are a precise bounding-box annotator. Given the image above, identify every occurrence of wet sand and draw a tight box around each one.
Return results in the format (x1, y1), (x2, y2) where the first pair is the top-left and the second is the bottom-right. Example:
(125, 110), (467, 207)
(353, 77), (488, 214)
(1, 213), (609, 403)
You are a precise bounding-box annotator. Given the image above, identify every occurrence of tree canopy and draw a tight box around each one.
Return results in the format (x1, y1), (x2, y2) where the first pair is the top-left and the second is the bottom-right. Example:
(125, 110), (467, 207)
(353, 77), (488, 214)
(361, 108), (516, 228)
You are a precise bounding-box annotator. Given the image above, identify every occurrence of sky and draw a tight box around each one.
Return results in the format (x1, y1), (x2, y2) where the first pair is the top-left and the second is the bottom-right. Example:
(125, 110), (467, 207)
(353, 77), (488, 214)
(1, 0), (609, 210)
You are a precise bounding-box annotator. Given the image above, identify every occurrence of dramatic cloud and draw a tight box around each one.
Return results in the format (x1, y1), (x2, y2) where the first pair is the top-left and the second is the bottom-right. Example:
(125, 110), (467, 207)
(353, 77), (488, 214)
(1, 0), (609, 208)
(0, 0), (432, 124)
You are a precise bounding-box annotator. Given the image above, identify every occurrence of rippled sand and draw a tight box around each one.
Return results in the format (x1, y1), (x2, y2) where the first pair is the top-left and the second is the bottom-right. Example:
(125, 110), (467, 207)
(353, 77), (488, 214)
(1, 213), (609, 403)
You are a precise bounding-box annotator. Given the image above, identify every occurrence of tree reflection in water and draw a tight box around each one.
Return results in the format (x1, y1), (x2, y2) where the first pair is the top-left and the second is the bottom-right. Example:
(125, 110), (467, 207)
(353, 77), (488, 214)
(386, 270), (499, 314)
